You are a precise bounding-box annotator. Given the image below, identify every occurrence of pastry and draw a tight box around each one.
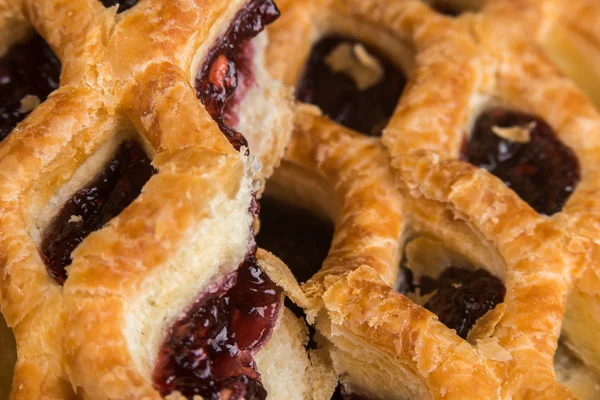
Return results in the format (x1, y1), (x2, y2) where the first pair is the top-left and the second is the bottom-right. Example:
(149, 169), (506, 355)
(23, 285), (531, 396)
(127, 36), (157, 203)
(391, 2), (600, 397)
(262, 0), (600, 398)
(1, 0), (600, 398)
(0, 0), (314, 399)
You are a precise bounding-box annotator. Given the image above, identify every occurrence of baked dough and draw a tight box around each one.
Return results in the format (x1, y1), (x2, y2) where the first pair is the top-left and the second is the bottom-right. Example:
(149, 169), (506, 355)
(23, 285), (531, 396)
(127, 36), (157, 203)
(264, 0), (600, 398)
(0, 0), (302, 399)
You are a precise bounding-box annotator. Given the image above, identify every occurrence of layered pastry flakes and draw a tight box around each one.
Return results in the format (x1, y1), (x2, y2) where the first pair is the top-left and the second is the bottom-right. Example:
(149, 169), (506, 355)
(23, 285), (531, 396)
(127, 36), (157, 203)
(1, 0), (600, 399)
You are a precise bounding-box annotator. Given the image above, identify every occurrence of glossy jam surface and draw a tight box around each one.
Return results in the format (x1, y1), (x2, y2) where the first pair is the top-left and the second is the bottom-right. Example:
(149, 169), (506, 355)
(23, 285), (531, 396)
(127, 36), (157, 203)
(295, 36), (406, 136)
(256, 196), (334, 284)
(100, 0), (138, 12)
(415, 267), (505, 339)
(195, 0), (280, 150)
(153, 254), (283, 400)
(41, 141), (155, 285)
(0, 35), (60, 141)
(462, 108), (580, 215)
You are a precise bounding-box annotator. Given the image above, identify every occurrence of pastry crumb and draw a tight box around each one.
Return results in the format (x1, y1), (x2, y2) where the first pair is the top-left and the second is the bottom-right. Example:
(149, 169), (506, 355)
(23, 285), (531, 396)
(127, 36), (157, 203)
(325, 43), (384, 90)
(68, 215), (83, 223)
(491, 122), (536, 143)
(18, 95), (41, 113)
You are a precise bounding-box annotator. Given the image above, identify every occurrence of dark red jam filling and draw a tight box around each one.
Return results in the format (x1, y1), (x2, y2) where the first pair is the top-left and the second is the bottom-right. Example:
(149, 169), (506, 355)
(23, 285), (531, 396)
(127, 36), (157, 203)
(256, 196), (334, 284)
(403, 267), (505, 339)
(295, 36), (407, 136)
(40, 141), (155, 285)
(0, 35), (60, 141)
(195, 0), (280, 151)
(462, 108), (580, 215)
(152, 252), (283, 400)
(100, 0), (138, 12)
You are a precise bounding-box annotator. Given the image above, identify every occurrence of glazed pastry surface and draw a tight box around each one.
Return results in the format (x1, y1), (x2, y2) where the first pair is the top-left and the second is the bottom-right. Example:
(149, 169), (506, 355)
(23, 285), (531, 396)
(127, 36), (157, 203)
(1, 0), (600, 399)
(263, 0), (600, 398)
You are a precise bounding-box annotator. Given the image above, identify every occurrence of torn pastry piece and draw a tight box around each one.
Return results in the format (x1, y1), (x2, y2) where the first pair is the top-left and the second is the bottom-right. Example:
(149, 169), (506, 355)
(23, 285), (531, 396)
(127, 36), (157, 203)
(266, 0), (448, 138)
(313, 151), (574, 399)
(55, 54), (319, 400)
(191, 0), (293, 182)
(0, 0), (298, 398)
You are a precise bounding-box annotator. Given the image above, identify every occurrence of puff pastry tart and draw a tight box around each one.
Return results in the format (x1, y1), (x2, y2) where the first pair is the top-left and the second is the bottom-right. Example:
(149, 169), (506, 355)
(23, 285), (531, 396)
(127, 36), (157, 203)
(388, 1), (600, 397)
(261, 0), (600, 398)
(0, 0), (317, 399)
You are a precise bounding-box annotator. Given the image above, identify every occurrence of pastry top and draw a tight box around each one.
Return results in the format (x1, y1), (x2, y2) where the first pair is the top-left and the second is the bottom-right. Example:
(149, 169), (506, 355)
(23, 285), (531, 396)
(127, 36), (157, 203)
(319, 151), (576, 399)
(0, 0), (294, 398)
(277, 108), (404, 307)
(264, 0), (600, 398)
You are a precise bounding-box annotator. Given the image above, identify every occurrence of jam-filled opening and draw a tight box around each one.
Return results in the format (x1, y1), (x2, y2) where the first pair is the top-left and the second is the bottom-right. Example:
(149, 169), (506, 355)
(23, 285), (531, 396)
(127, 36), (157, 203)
(461, 107), (580, 216)
(256, 195), (334, 285)
(398, 237), (505, 339)
(99, 0), (138, 12)
(295, 36), (407, 137)
(153, 3), (283, 397)
(152, 250), (283, 400)
(0, 313), (16, 400)
(195, 0), (280, 151)
(40, 140), (156, 285)
(0, 34), (61, 141)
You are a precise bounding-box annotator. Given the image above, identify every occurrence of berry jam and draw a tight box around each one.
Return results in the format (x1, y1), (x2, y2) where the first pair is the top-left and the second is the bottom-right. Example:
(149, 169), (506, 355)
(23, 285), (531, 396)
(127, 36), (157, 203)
(100, 0), (138, 12)
(152, 253), (283, 400)
(295, 36), (406, 136)
(0, 35), (61, 141)
(462, 108), (580, 215)
(412, 267), (505, 339)
(195, 0), (280, 151)
(256, 196), (334, 284)
(40, 141), (155, 285)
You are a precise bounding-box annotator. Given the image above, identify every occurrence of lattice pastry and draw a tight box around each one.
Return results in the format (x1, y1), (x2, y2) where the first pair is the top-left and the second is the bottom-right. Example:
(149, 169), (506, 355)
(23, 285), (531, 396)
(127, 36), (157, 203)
(0, 0), (326, 399)
(2, 0), (600, 399)
(258, 0), (600, 398)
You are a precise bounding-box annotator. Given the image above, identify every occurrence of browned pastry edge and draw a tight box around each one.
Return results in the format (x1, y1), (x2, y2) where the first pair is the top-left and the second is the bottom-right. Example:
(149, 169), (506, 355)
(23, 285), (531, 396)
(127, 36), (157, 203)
(315, 150), (576, 399)
(268, 0), (596, 397)
(271, 108), (405, 310)
(0, 0), (296, 398)
(472, 0), (600, 394)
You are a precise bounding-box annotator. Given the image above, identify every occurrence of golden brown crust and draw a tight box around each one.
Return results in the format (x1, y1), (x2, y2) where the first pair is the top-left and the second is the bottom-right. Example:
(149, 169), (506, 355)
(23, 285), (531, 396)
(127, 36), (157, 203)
(0, 0), (293, 398)
(435, 1), (600, 396)
(283, 110), (404, 300)
(318, 152), (575, 399)
(264, 0), (598, 397)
